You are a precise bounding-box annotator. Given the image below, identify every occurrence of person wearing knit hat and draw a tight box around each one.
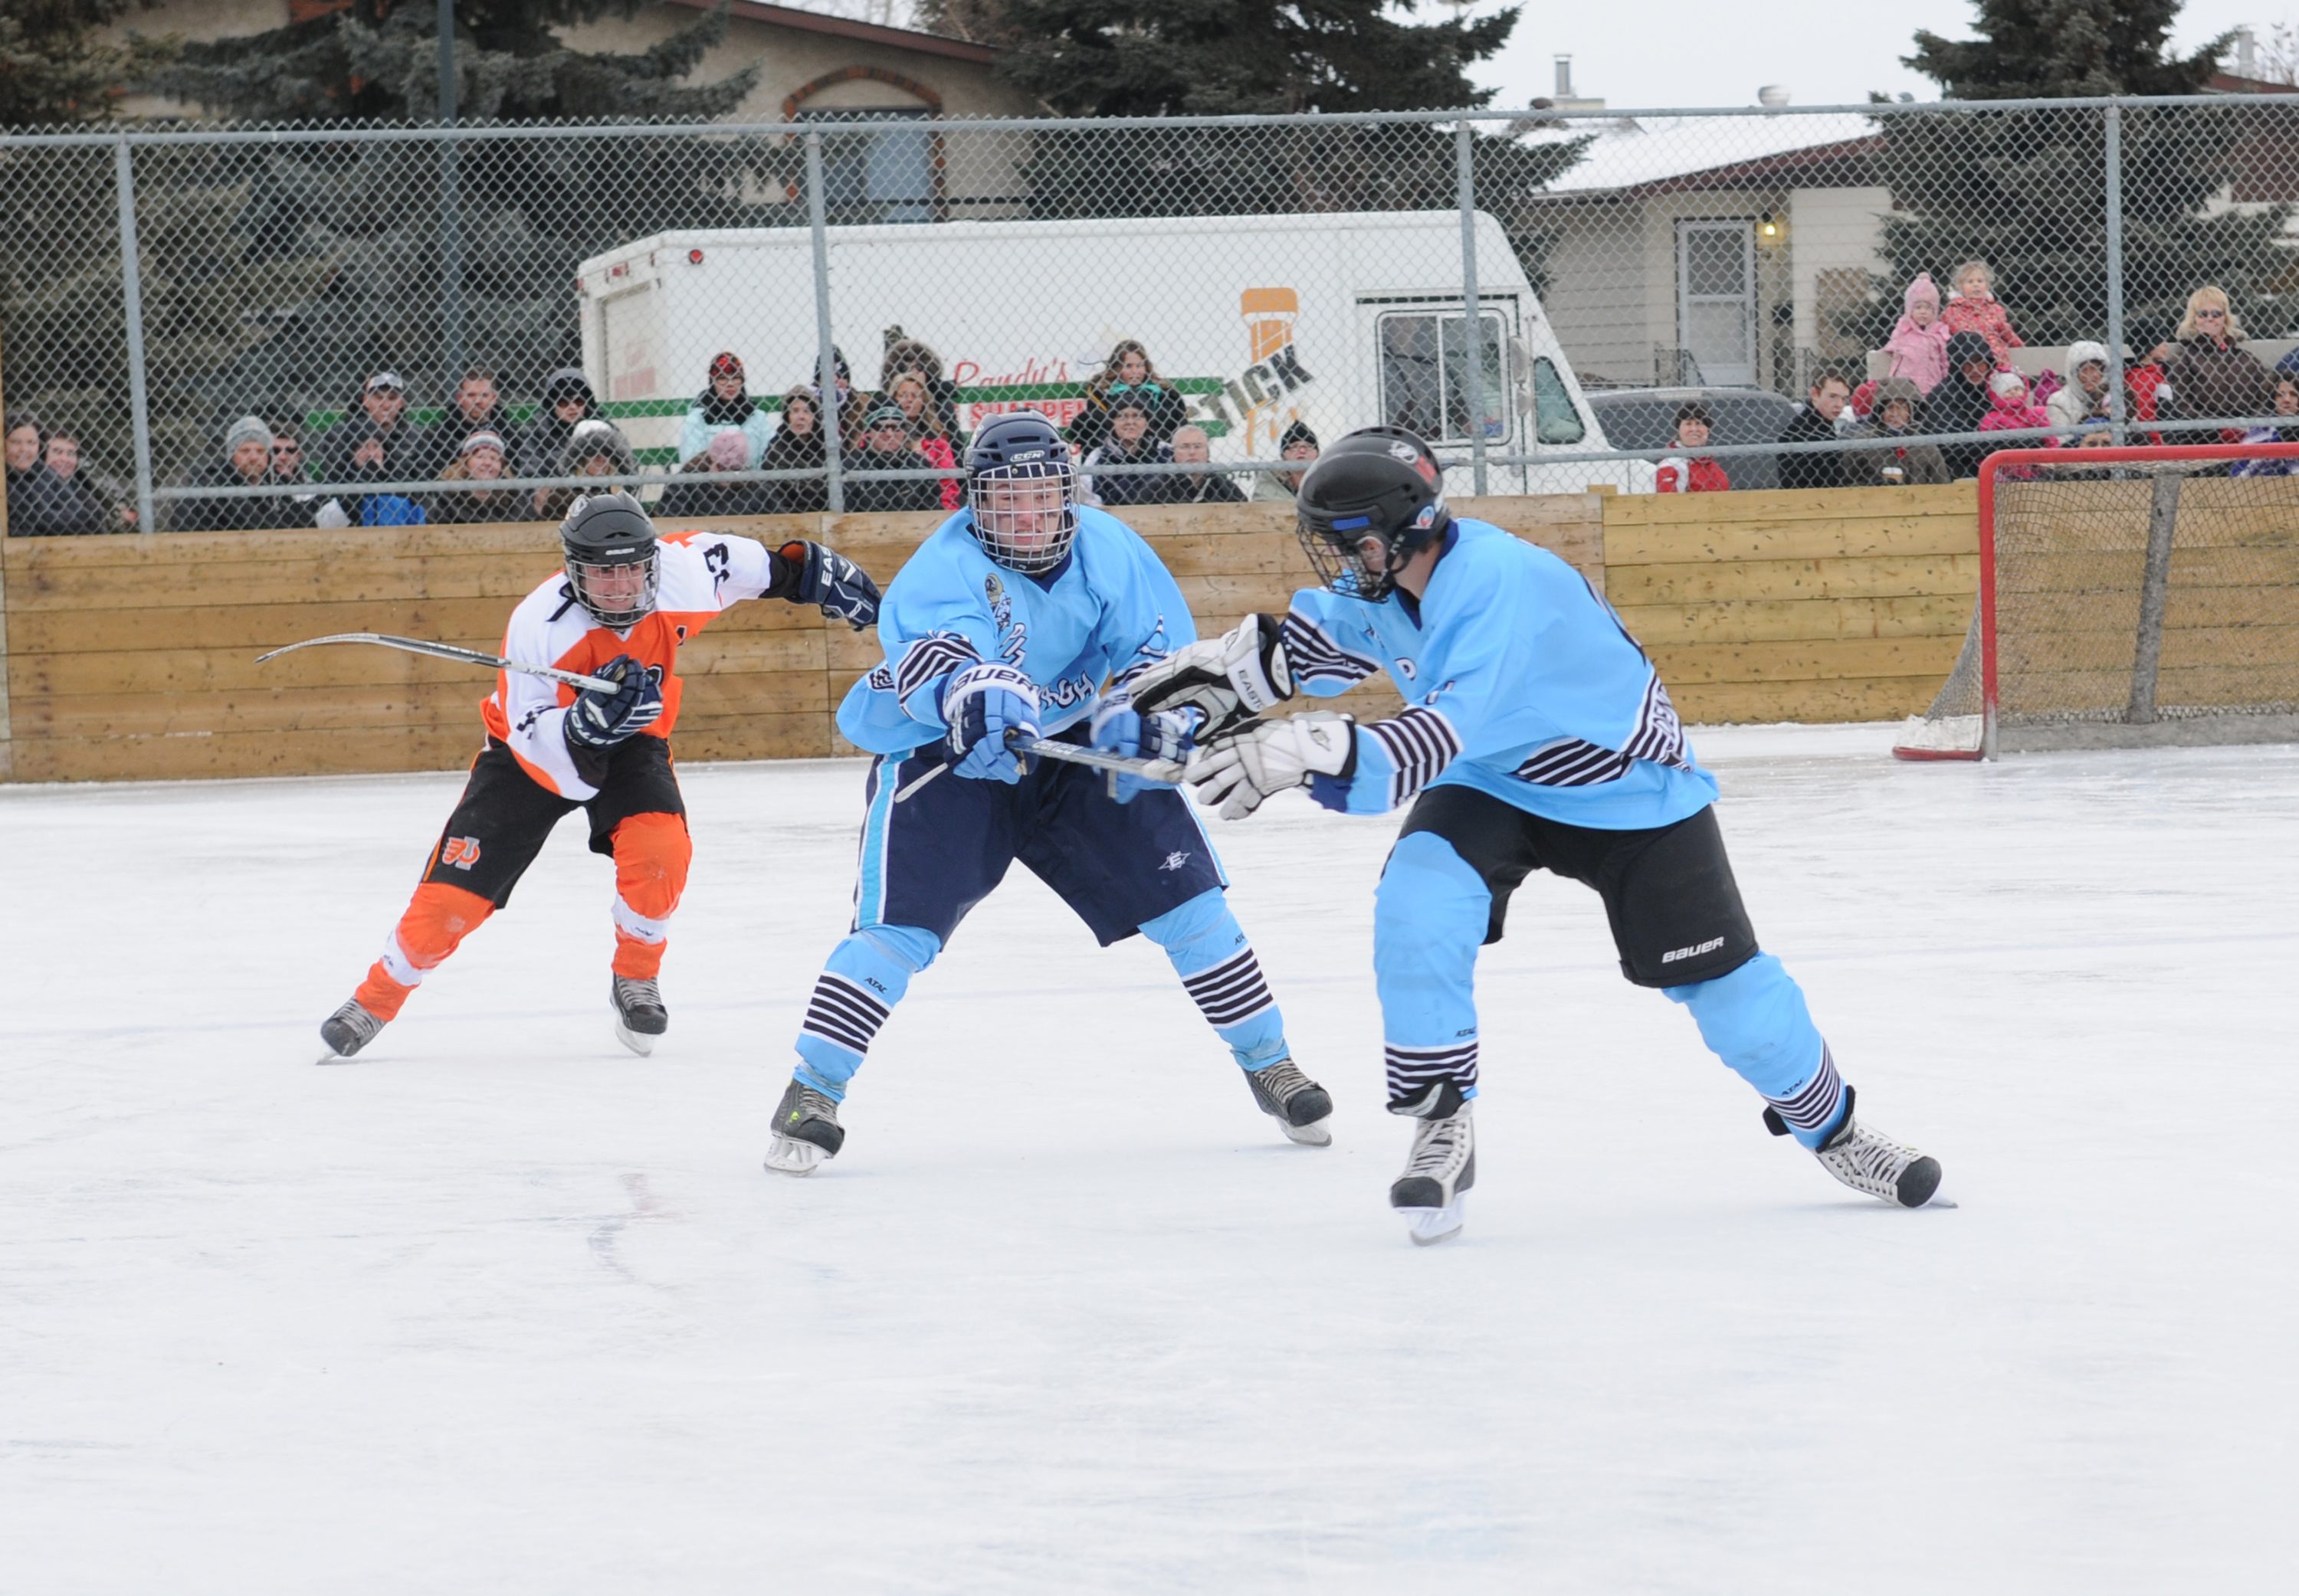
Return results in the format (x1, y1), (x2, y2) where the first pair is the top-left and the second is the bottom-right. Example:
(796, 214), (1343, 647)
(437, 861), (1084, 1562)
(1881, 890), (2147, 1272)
(1252, 418), (1322, 501)
(678, 351), (774, 469)
(166, 414), (311, 532)
(428, 428), (528, 524)
(1883, 273), (1951, 395)
(225, 415), (273, 462)
(2048, 341), (2114, 432)
(842, 401), (940, 513)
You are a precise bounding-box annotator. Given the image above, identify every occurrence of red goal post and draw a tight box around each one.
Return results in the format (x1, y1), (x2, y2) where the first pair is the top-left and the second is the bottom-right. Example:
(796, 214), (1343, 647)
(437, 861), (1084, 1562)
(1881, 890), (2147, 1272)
(1894, 442), (2299, 761)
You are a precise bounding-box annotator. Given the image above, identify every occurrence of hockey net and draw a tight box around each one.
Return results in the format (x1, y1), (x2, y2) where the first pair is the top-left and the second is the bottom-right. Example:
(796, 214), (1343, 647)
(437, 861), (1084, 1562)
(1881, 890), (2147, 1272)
(1894, 444), (2299, 759)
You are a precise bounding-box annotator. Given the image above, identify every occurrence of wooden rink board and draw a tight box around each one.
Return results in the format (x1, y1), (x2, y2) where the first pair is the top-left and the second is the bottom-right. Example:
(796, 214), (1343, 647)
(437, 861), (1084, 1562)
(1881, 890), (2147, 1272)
(0, 486), (1996, 784)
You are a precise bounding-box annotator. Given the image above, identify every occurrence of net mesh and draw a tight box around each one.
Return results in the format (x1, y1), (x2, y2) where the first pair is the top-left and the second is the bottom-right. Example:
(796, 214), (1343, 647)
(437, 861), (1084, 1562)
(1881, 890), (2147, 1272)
(1904, 450), (2299, 754)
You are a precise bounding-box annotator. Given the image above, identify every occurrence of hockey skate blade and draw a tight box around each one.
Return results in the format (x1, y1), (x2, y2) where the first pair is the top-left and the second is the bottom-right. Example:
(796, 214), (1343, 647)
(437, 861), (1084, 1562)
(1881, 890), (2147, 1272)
(613, 1019), (658, 1057)
(313, 1049), (360, 1066)
(1396, 1198), (1468, 1247)
(763, 1137), (822, 1177)
(1278, 1116), (1333, 1148)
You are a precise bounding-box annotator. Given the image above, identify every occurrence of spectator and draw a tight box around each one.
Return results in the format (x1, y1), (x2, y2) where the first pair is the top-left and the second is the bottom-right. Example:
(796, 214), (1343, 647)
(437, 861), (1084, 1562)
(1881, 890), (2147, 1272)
(521, 368), (598, 484)
(887, 371), (962, 510)
(1776, 371), (1854, 490)
(1162, 424), (1245, 503)
(322, 370), (432, 523)
(844, 404), (943, 513)
(762, 385), (829, 513)
(2231, 375), (2299, 475)
(2048, 341), (2114, 433)
(1845, 379), (1950, 486)
(880, 331), (963, 440)
(6, 414), (48, 529)
(2163, 286), (2271, 438)
(169, 415), (314, 532)
(429, 431), (530, 523)
(1976, 370), (2058, 475)
(269, 421), (350, 528)
(1928, 331), (2000, 479)
(1883, 272), (1951, 395)
(1252, 420), (1321, 502)
(446, 366), (510, 452)
(658, 427), (779, 519)
(1082, 395), (1175, 508)
(1069, 339), (1188, 454)
(677, 352), (775, 470)
(536, 418), (634, 522)
(1942, 260), (2023, 362)
(1655, 402), (1731, 493)
(19, 428), (126, 535)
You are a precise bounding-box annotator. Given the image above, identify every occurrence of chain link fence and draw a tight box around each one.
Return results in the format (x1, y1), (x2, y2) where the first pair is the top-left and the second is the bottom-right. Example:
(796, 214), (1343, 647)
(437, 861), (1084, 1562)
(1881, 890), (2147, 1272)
(10, 96), (2299, 535)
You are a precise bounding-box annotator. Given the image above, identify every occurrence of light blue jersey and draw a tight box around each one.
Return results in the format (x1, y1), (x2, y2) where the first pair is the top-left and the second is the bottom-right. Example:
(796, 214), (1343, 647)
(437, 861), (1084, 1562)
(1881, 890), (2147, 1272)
(1286, 516), (1720, 830)
(839, 504), (1194, 755)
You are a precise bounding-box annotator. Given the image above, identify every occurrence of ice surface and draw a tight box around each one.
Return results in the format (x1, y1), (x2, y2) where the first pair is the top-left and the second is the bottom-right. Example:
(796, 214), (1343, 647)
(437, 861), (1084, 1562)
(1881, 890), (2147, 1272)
(4, 723), (2295, 1594)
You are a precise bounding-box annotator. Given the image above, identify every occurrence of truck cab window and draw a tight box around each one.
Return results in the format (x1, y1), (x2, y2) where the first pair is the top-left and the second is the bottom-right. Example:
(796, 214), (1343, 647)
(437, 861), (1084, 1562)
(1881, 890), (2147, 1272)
(1531, 357), (1586, 444)
(1378, 312), (1508, 444)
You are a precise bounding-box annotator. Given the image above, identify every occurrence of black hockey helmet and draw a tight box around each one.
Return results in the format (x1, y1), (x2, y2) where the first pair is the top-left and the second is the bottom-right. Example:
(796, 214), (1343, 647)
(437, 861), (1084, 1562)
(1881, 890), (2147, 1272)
(964, 411), (1077, 575)
(559, 490), (658, 630)
(1294, 449), (1451, 601)
(1330, 424), (1444, 487)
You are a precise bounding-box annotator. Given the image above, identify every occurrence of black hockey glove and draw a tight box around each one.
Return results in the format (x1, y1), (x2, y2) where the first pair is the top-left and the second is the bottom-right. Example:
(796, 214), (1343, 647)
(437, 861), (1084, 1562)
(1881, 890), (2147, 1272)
(564, 654), (664, 751)
(773, 539), (881, 631)
(1125, 612), (1293, 737)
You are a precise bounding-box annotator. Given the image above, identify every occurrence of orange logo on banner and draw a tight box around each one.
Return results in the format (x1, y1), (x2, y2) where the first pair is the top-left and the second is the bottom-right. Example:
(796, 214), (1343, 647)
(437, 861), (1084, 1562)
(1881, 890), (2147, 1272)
(440, 837), (483, 870)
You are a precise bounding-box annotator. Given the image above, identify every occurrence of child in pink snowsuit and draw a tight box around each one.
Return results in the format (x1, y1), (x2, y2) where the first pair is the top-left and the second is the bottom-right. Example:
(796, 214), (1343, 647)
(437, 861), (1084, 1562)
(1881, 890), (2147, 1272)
(1977, 369), (2057, 477)
(1882, 273), (1951, 394)
(1942, 260), (2023, 362)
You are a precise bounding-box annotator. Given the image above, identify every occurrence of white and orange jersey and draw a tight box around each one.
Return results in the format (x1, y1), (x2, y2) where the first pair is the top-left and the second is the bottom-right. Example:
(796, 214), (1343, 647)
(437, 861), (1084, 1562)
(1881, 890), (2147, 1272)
(481, 530), (779, 798)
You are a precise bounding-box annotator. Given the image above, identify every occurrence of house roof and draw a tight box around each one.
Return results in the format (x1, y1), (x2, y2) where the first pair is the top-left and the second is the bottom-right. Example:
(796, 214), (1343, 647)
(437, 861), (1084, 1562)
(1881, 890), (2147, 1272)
(667, 0), (998, 64)
(1521, 110), (1882, 196)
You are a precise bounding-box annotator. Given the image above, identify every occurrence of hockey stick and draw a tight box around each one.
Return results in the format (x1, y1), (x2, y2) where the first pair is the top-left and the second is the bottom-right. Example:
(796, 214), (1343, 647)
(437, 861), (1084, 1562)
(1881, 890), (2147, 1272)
(254, 632), (619, 693)
(892, 732), (1185, 803)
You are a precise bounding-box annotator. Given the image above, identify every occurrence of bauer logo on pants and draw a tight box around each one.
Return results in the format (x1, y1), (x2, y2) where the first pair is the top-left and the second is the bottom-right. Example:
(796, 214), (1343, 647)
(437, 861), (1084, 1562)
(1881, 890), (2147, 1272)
(439, 836), (484, 870)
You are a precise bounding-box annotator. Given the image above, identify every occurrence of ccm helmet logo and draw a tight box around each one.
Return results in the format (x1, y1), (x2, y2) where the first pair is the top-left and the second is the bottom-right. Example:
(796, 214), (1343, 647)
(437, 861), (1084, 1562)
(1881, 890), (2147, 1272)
(1010, 447), (1048, 462)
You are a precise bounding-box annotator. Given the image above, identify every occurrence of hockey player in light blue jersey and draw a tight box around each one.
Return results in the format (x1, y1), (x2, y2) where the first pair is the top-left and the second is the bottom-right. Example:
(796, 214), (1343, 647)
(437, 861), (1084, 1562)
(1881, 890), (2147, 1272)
(763, 412), (1332, 1175)
(1131, 426), (1944, 1244)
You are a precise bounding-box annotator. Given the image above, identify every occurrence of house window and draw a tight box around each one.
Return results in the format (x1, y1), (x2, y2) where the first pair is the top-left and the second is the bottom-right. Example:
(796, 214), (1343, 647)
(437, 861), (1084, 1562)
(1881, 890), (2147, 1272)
(1675, 219), (1756, 387)
(792, 108), (933, 224)
(1376, 311), (1509, 444)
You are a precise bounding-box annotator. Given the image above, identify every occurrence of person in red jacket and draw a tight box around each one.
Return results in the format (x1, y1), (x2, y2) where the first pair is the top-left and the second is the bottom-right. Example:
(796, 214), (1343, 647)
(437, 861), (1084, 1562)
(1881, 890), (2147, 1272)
(1655, 401), (1730, 493)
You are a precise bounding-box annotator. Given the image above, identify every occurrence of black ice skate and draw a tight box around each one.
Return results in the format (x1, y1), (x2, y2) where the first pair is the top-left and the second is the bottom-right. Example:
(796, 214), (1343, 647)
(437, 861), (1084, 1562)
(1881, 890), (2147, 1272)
(1245, 1058), (1333, 1146)
(763, 1078), (845, 1177)
(1389, 1081), (1475, 1246)
(610, 976), (669, 1057)
(1766, 1087), (1946, 1208)
(316, 998), (385, 1063)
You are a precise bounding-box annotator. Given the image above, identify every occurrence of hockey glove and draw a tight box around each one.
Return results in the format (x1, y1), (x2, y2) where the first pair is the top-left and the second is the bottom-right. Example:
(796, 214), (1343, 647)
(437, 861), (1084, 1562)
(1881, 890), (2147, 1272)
(564, 654), (664, 751)
(1185, 712), (1356, 821)
(942, 663), (1040, 783)
(1123, 613), (1293, 737)
(1087, 695), (1199, 805)
(773, 539), (882, 631)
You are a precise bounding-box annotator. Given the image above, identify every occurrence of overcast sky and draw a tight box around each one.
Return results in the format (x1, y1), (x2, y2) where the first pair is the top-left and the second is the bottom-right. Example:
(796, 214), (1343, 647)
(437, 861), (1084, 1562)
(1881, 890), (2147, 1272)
(1469, 1), (2294, 111)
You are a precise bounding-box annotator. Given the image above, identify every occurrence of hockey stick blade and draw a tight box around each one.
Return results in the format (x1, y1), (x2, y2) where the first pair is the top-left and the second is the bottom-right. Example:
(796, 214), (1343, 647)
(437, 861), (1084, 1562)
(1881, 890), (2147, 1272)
(256, 632), (619, 693)
(894, 731), (1182, 805)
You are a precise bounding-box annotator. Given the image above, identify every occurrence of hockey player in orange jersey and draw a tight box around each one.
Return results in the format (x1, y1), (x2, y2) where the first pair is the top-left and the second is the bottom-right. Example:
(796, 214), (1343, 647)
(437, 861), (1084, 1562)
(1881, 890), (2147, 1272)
(316, 491), (881, 1061)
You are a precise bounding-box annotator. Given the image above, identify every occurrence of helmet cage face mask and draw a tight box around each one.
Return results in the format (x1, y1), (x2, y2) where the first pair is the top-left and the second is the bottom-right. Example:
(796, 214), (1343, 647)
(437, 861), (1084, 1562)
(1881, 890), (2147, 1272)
(565, 546), (659, 629)
(967, 459), (1078, 574)
(1297, 516), (1399, 601)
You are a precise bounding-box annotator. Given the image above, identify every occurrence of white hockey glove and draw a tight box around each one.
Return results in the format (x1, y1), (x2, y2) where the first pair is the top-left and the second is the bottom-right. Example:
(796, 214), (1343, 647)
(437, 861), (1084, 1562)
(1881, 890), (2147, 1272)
(1125, 613), (1293, 737)
(1184, 712), (1356, 821)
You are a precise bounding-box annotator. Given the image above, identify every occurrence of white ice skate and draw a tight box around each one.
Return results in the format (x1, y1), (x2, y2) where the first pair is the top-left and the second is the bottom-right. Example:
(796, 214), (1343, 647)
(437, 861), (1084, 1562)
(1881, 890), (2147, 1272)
(1774, 1088), (1948, 1208)
(1389, 1084), (1474, 1246)
(610, 976), (668, 1057)
(764, 1079), (845, 1177)
(1245, 1058), (1334, 1146)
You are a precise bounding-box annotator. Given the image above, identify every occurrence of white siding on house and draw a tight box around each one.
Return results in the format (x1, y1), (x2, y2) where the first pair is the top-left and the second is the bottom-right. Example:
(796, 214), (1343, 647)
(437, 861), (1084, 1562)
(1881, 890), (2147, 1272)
(1788, 186), (1893, 362)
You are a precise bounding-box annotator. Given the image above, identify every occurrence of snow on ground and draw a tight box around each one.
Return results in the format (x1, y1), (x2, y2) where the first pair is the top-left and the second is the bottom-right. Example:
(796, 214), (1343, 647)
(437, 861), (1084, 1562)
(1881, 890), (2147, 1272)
(2, 723), (2294, 1594)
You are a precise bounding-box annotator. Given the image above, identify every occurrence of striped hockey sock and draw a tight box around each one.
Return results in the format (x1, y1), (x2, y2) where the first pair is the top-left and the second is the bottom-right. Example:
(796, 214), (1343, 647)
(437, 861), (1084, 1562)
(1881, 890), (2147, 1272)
(799, 973), (891, 1067)
(1181, 946), (1277, 1032)
(1763, 1046), (1847, 1147)
(1386, 1039), (1479, 1113)
(790, 925), (937, 1102)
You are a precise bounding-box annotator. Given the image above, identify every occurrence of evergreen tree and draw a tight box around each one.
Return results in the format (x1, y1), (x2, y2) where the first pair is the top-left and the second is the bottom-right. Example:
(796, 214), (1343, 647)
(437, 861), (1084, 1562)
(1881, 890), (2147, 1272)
(0, 0), (169, 129)
(1862, 0), (2290, 352)
(118, 1), (783, 489)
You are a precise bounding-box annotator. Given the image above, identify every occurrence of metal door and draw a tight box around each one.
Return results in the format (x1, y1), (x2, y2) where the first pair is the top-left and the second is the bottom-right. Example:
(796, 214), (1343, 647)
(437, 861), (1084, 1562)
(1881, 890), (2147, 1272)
(1676, 220), (1756, 387)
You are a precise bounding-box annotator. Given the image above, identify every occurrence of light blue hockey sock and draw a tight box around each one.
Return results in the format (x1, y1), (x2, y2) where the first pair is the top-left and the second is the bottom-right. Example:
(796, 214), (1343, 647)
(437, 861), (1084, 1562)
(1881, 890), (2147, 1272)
(1140, 889), (1291, 1071)
(792, 924), (940, 1102)
(1373, 831), (1489, 1110)
(1665, 952), (1846, 1148)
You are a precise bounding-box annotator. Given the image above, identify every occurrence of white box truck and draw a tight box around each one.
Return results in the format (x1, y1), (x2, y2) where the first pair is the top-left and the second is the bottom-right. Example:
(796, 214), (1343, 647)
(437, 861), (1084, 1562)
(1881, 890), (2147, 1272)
(574, 211), (1648, 494)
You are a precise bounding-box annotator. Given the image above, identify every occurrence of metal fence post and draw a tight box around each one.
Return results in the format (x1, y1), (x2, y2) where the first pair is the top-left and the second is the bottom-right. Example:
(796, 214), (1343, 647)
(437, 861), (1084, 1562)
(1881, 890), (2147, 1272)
(805, 129), (844, 516)
(2104, 102), (2127, 446)
(112, 137), (156, 534)
(438, 0), (466, 386)
(1455, 122), (1488, 496)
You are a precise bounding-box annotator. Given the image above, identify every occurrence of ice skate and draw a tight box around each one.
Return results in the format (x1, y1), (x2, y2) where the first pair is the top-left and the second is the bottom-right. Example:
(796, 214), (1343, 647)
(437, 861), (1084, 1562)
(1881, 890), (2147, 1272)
(1245, 1057), (1333, 1146)
(764, 1078), (845, 1177)
(316, 998), (385, 1063)
(610, 975), (668, 1056)
(1769, 1088), (1946, 1208)
(1389, 1083), (1474, 1246)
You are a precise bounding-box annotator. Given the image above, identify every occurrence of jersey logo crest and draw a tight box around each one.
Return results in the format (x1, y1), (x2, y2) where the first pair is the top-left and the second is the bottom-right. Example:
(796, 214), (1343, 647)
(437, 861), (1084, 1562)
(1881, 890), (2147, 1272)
(1160, 850), (1191, 873)
(439, 837), (483, 870)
